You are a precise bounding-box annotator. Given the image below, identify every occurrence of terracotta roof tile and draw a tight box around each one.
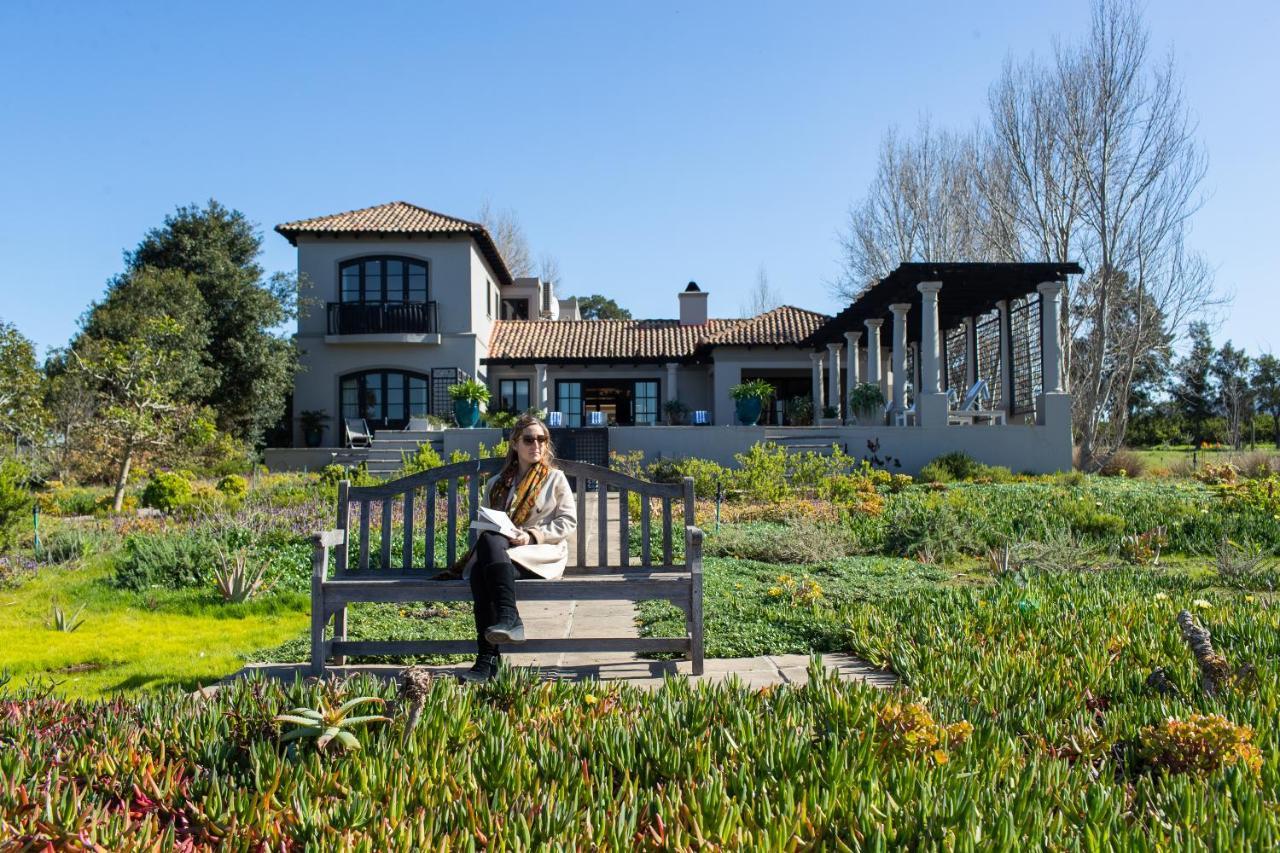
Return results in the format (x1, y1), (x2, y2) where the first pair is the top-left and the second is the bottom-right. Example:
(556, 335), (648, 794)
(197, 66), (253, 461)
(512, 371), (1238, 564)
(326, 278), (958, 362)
(485, 306), (830, 364)
(275, 201), (513, 286)
(699, 305), (830, 347)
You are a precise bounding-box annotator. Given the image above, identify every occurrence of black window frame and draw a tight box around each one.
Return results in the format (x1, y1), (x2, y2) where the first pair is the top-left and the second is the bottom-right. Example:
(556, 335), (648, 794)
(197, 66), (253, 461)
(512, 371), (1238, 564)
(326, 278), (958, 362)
(340, 369), (433, 430)
(338, 255), (430, 305)
(497, 379), (531, 414)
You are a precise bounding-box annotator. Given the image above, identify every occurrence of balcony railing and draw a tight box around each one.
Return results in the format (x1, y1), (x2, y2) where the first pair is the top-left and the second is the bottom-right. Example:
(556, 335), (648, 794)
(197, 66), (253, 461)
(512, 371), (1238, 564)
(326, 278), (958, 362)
(327, 301), (438, 335)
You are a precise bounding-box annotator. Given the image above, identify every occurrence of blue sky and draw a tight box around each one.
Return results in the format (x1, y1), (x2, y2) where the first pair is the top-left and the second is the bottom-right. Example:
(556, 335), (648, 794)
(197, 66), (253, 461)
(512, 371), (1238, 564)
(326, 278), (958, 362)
(1, 1), (1275, 358)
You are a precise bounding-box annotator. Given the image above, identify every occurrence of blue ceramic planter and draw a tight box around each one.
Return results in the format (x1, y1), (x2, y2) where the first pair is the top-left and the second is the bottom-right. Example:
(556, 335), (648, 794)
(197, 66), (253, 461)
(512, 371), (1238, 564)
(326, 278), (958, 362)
(453, 399), (481, 428)
(735, 398), (763, 426)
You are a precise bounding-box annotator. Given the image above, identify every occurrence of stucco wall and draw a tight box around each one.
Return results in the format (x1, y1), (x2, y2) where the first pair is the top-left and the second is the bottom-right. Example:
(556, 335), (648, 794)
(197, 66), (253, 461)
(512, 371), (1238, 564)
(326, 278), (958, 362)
(435, 420), (1071, 476)
(290, 235), (496, 445)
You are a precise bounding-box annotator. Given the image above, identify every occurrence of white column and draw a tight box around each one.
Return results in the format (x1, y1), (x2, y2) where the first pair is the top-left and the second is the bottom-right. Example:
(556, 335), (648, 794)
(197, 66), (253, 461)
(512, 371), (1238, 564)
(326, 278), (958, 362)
(889, 303), (910, 418)
(916, 281), (949, 427)
(844, 330), (862, 387)
(534, 363), (548, 412)
(963, 316), (977, 388)
(810, 352), (824, 410)
(996, 300), (1013, 418)
(1037, 281), (1065, 394)
(826, 343), (842, 418)
(917, 282), (942, 394)
(665, 362), (679, 422)
(863, 320), (882, 398)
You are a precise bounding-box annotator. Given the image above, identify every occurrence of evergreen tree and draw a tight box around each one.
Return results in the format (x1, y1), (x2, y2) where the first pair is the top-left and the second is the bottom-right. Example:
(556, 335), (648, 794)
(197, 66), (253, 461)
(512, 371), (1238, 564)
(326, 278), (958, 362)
(124, 200), (298, 445)
(1211, 341), (1252, 449)
(1171, 321), (1215, 445)
(1252, 354), (1280, 449)
(573, 295), (632, 320)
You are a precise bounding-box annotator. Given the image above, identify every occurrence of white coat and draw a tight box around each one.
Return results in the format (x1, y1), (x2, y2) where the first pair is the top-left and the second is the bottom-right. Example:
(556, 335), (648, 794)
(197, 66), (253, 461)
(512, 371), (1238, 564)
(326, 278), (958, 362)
(462, 467), (577, 580)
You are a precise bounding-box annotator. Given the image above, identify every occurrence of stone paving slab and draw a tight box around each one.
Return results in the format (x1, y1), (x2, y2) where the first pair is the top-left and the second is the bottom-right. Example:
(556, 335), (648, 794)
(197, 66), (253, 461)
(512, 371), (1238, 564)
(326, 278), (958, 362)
(222, 653), (894, 694)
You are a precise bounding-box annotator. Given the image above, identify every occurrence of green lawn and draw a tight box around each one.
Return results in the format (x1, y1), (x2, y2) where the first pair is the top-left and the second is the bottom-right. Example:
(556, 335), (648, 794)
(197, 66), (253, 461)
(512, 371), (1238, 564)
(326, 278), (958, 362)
(0, 557), (308, 696)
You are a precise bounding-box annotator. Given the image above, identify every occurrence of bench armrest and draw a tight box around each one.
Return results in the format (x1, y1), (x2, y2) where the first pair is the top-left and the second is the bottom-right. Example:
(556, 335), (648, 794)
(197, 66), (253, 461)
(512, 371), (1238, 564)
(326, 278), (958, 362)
(311, 529), (347, 583)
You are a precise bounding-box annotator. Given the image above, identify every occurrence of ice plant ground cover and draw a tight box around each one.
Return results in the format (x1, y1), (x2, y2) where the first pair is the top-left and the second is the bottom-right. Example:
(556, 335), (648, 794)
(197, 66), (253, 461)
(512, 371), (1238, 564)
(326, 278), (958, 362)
(1, 563), (1277, 847)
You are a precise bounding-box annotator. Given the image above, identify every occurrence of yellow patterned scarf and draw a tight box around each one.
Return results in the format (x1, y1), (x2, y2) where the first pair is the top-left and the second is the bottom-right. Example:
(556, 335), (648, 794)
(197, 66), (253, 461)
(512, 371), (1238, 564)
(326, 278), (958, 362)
(488, 461), (551, 527)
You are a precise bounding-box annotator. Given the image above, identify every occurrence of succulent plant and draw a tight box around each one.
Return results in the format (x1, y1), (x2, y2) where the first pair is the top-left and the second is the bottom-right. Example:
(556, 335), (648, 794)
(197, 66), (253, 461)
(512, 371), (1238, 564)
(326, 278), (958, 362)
(275, 696), (389, 751)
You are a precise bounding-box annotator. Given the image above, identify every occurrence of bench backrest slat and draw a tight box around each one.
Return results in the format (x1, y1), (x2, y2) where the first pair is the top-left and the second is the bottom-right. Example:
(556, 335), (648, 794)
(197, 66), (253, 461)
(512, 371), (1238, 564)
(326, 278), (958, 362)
(619, 488), (629, 568)
(662, 496), (673, 564)
(380, 500), (393, 570)
(468, 469), (480, 548)
(575, 474), (587, 568)
(641, 498), (651, 567)
(446, 478), (458, 567)
(402, 491), (414, 573)
(335, 481), (350, 573)
(425, 488), (436, 571)
(338, 459), (690, 575)
(597, 479), (608, 568)
(358, 500), (371, 570)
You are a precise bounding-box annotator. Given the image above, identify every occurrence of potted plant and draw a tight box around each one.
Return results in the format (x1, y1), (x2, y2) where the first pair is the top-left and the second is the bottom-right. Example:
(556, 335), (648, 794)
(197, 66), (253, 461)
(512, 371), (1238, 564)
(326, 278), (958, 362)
(784, 395), (814, 426)
(299, 410), (330, 448)
(819, 405), (841, 426)
(448, 380), (491, 428)
(848, 382), (885, 425)
(729, 379), (773, 426)
(664, 399), (690, 425)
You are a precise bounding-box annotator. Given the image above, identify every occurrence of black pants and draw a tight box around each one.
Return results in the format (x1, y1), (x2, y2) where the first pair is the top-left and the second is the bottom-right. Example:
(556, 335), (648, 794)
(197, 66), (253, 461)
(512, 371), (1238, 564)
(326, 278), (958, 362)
(470, 532), (533, 657)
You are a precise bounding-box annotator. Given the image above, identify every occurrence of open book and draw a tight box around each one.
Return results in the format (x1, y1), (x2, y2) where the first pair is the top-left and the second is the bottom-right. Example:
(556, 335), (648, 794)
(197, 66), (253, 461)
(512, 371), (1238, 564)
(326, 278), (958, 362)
(469, 506), (522, 539)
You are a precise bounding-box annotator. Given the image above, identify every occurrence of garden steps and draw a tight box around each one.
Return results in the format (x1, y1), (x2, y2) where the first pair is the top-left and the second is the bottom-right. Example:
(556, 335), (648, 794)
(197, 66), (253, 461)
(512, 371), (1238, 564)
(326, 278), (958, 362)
(363, 431), (444, 476)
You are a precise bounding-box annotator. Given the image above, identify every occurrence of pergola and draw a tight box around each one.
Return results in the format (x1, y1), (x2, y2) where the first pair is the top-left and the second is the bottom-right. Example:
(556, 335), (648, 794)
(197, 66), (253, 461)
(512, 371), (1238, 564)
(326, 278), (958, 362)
(807, 262), (1082, 426)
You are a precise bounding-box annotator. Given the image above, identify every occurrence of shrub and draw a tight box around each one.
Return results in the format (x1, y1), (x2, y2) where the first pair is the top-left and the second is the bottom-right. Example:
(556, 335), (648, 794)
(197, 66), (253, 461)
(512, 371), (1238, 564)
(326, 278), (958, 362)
(645, 456), (728, 500)
(36, 485), (100, 517)
(93, 492), (138, 516)
(1237, 451), (1278, 479)
(1099, 448), (1145, 478)
(732, 443), (790, 502)
(483, 410), (517, 429)
(216, 474), (249, 498)
(39, 527), (99, 565)
(113, 531), (217, 590)
(399, 444), (444, 476)
(883, 492), (973, 563)
(141, 471), (196, 513)
(918, 451), (1014, 484)
(0, 457), (33, 549)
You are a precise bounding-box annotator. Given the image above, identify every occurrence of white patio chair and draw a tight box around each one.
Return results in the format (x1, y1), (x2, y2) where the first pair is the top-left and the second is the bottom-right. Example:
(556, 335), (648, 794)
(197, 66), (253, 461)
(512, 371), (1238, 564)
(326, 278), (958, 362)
(947, 379), (1006, 426)
(345, 417), (373, 448)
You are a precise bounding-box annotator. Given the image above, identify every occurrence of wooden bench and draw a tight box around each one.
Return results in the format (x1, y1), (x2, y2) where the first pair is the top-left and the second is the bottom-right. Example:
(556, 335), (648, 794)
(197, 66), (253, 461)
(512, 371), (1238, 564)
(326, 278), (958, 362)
(310, 458), (705, 675)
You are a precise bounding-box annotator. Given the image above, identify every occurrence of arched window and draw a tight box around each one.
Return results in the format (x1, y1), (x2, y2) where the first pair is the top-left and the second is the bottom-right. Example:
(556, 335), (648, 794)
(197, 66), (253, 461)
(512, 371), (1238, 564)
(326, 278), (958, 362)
(341, 370), (431, 430)
(339, 256), (428, 304)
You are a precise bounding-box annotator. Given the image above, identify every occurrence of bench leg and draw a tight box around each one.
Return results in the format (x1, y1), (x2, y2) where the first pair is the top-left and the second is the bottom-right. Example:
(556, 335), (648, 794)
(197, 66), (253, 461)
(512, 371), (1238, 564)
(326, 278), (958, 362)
(690, 585), (704, 677)
(332, 606), (348, 666)
(310, 595), (327, 677)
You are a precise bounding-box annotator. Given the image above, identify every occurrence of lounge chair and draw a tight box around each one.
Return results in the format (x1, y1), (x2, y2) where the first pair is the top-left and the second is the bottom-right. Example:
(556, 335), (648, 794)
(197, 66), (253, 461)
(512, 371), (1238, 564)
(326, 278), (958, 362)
(345, 417), (373, 448)
(947, 379), (1007, 426)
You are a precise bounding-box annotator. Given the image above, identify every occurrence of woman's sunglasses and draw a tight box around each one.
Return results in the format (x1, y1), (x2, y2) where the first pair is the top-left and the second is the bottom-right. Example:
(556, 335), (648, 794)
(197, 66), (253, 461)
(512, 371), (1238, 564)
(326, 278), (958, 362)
(519, 434), (550, 446)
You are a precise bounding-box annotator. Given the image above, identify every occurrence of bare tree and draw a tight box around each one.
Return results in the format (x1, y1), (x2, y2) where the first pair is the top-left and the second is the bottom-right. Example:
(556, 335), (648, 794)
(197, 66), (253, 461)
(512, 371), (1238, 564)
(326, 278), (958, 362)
(834, 121), (991, 301)
(539, 254), (562, 290)
(742, 264), (780, 317)
(1056, 0), (1220, 468)
(477, 202), (533, 278)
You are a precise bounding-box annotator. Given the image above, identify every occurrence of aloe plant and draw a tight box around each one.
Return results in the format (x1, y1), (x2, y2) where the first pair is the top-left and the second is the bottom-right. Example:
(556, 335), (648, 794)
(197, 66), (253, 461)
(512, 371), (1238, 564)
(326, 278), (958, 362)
(212, 547), (270, 603)
(46, 596), (86, 632)
(275, 696), (390, 751)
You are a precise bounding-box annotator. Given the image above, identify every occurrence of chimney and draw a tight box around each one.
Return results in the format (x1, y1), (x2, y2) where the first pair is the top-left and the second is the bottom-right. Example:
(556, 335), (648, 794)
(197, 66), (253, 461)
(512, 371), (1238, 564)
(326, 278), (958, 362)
(678, 281), (708, 326)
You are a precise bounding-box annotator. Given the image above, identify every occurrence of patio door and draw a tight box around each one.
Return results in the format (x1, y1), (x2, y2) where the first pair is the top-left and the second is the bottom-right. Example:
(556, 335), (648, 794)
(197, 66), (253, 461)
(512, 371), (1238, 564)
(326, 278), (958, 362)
(340, 370), (431, 430)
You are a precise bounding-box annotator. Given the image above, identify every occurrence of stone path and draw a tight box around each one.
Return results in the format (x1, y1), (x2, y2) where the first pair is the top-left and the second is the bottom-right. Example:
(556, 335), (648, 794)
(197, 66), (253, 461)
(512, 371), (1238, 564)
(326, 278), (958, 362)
(221, 491), (896, 693)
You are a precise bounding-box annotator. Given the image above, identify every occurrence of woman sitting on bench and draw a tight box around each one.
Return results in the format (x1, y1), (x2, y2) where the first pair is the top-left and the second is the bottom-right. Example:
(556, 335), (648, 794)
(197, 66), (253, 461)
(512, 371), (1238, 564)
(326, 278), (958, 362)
(458, 414), (577, 683)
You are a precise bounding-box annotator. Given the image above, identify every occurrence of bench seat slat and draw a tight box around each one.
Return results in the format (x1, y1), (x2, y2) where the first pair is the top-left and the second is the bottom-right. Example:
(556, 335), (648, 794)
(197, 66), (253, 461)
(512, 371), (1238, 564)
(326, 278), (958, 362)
(331, 637), (688, 656)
